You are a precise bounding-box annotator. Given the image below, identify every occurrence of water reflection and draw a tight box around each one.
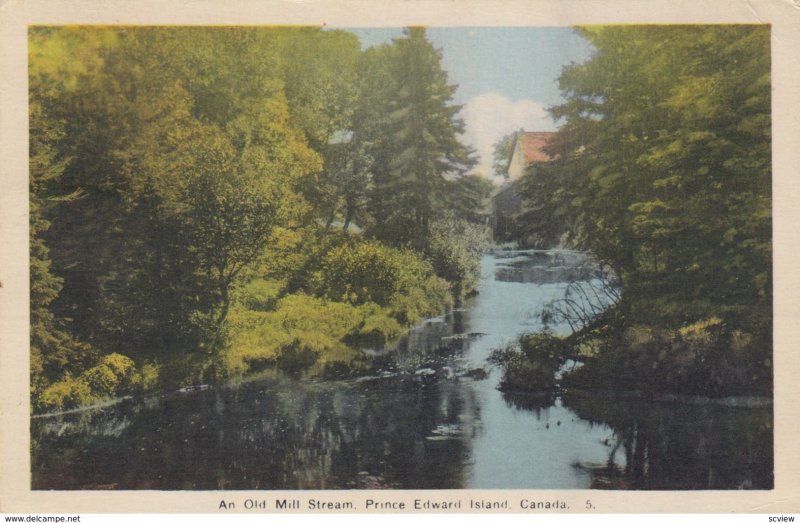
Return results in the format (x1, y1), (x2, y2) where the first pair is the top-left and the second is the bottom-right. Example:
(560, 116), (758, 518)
(32, 373), (482, 489)
(500, 390), (557, 412)
(493, 250), (600, 285)
(31, 251), (772, 490)
(561, 393), (773, 489)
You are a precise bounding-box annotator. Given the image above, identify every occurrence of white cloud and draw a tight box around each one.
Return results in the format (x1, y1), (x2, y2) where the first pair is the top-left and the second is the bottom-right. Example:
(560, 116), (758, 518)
(460, 92), (555, 184)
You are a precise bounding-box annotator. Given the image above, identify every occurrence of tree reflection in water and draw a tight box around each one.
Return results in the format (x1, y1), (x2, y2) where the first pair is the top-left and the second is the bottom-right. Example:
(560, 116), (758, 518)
(32, 371), (483, 490)
(31, 252), (772, 491)
(559, 392), (773, 489)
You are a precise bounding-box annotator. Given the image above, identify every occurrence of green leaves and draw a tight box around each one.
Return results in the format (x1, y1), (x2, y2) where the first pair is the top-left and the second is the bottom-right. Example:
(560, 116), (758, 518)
(29, 25), (486, 407)
(516, 25), (772, 394)
(540, 25), (771, 312)
(357, 27), (476, 246)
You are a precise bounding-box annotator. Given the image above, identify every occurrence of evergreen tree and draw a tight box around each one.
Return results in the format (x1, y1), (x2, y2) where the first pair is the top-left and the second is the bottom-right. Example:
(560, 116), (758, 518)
(544, 26), (770, 329)
(519, 26), (772, 391)
(361, 28), (475, 247)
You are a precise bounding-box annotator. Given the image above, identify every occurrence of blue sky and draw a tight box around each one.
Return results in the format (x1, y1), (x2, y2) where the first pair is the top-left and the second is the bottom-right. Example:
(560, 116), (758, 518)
(344, 27), (594, 179)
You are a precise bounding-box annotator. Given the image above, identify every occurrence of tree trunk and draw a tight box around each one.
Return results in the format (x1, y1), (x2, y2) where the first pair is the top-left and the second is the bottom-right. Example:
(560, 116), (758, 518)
(342, 204), (354, 232)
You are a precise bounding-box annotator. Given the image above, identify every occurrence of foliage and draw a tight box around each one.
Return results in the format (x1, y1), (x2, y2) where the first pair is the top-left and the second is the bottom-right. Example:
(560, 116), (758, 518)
(225, 237), (454, 379)
(513, 25), (771, 394)
(29, 30), (101, 401)
(29, 27), (320, 374)
(28, 26), (484, 410)
(309, 240), (452, 313)
(357, 28), (476, 247)
(561, 317), (771, 396)
(491, 132), (517, 178)
(538, 25), (770, 328)
(278, 28), (362, 149)
(224, 294), (396, 377)
(235, 279), (282, 312)
(425, 216), (489, 300)
(444, 174), (495, 225)
(36, 353), (145, 412)
(316, 139), (375, 232)
(494, 334), (570, 392)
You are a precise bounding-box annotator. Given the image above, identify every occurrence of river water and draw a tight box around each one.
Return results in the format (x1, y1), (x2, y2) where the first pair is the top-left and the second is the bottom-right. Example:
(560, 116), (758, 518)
(31, 251), (773, 490)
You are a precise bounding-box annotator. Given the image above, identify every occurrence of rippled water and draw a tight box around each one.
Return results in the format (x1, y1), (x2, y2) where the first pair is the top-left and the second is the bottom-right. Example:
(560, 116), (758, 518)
(31, 251), (772, 490)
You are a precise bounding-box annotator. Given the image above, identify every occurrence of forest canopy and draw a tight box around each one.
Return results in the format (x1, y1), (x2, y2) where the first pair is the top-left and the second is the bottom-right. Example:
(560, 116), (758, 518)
(29, 24), (772, 412)
(511, 25), (772, 396)
(29, 26), (491, 412)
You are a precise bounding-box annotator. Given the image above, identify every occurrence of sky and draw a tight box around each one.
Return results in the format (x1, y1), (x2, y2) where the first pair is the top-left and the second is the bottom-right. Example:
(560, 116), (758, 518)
(344, 27), (595, 183)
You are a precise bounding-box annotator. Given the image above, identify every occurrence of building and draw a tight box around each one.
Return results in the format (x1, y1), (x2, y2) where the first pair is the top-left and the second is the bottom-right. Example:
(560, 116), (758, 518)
(492, 130), (555, 244)
(506, 131), (555, 181)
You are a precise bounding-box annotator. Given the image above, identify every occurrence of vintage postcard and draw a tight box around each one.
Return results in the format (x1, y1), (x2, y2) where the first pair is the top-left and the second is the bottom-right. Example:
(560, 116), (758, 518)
(1, 0), (799, 517)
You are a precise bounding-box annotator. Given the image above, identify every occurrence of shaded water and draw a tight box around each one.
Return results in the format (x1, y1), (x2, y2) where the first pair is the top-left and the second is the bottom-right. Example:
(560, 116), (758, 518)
(31, 251), (772, 490)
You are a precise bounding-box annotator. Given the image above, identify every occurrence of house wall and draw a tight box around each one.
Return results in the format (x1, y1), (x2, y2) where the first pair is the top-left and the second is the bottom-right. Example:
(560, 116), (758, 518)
(491, 181), (523, 242)
(506, 139), (528, 181)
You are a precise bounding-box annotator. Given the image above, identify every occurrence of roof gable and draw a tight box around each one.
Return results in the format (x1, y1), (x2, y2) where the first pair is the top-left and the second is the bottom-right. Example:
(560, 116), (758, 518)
(518, 131), (555, 164)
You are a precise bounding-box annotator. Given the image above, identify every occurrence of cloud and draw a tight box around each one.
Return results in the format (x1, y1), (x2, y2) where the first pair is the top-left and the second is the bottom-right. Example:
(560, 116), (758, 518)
(460, 92), (555, 184)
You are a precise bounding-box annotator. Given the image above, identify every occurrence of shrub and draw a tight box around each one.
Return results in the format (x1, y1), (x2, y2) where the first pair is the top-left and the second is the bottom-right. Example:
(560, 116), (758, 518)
(224, 294), (369, 377)
(499, 351), (558, 392)
(561, 316), (770, 396)
(223, 239), (455, 380)
(426, 217), (488, 299)
(356, 311), (404, 345)
(38, 376), (91, 411)
(35, 353), (142, 412)
(309, 240), (450, 311)
(389, 282), (452, 325)
(236, 279), (282, 311)
(138, 361), (160, 391)
(496, 333), (571, 392)
(80, 363), (120, 398)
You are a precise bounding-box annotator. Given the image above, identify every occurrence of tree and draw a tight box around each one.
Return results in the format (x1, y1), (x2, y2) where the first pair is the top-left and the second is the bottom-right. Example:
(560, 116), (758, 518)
(491, 132), (518, 179)
(278, 28), (362, 150)
(445, 173), (494, 225)
(29, 95), (96, 396)
(533, 26), (770, 325)
(274, 28), (372, 230)
(496, 25), (775, 396)
(319, 138), (375, 232)
(518, 26), (772, 392)
(31, 27), (321, 376)
(359, 28), (475, 247)
(28, 27), (115, 395)
(152, 99), (320, 357)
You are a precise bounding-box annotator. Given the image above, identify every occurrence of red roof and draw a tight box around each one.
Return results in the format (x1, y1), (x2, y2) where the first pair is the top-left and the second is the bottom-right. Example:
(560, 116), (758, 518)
(518, 131), (555, 164)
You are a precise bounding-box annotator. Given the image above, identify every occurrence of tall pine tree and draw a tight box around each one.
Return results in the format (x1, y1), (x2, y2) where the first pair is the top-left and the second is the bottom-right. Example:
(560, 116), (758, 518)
(362, 28), (474, 247)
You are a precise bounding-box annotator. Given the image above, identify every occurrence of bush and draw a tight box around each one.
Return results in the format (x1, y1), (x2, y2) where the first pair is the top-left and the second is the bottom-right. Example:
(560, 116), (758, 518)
(561, 316), (771, 396)
(138, 361), (160, 391)
(496, 333), (571, 392)
(236, 279), (282, 311)
(356, 312), (404, 346)
(223, 238), (455, 380)
(309, 240), (450, 309)
(426, 217), (488, 299)
(35, 353), (143, 412)
(500, 351), (558, 392)
(224, 294), (372, 377)
(80, 363), (120, 397)
(388, 280), (452, 325)
(38, 376), (92, 411)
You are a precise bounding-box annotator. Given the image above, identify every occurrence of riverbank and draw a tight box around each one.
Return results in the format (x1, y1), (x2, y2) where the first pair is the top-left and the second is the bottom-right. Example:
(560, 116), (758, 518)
(31, 251), (772, 490)
(493, 285), (772, 399)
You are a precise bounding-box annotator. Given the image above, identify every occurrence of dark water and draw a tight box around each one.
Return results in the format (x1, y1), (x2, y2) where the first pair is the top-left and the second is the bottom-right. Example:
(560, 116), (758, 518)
(31, 251), (773, 490)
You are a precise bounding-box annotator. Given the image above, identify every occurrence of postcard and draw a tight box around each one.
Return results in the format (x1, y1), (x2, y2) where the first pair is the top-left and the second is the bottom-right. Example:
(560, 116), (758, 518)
(1, 0), (799, 516)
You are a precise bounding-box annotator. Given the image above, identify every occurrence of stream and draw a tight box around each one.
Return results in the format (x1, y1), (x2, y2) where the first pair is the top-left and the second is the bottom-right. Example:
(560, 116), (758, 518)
(31, 251), (773, 490)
